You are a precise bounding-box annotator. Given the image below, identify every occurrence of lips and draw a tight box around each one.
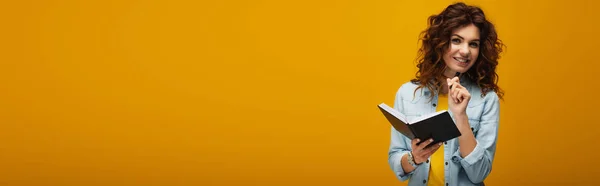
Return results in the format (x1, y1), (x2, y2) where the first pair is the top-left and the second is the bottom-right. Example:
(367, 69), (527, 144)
(453, 57), (470, 67)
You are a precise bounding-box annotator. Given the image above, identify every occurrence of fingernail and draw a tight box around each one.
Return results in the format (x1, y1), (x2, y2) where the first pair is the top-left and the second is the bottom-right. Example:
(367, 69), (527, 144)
(430, 139), (433, 142)
(416, 139), (420, 142)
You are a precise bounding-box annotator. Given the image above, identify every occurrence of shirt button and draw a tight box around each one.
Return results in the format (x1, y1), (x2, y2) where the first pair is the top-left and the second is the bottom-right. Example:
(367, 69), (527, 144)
(452, 156), (459, 162)
(471, 127), (474, 131)
(446, 183), (449, 186)
(433, 103), (437, 107)
(445, 162), (448, 165)
(444, 142), (447, 145)
(426, 160), (429, 163)
(423, 180), (427, 184)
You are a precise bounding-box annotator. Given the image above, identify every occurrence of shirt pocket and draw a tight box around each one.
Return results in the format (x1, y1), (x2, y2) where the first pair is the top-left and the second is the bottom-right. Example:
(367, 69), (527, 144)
(401, 99), (426, 118)
(466, 101), (484, 135)
(468, 118), (481, 136)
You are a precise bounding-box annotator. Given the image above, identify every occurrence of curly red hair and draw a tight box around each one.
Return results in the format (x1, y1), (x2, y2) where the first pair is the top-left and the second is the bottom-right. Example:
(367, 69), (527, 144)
(411, 2), (505, 100)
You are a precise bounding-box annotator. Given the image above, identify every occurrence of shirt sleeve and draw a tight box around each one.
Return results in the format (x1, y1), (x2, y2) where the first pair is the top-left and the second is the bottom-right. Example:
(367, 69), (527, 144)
(388, 84), (413, 181)
(451, 92), (500, 183)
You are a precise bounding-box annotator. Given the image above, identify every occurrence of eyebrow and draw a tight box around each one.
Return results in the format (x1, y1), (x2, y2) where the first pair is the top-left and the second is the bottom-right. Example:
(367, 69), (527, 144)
(452, 34), (480, 42)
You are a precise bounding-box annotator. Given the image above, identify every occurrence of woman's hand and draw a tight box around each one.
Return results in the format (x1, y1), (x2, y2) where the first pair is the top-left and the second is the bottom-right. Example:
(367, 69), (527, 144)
(410, 138), (442, 164)
(447, 76), (471, 116)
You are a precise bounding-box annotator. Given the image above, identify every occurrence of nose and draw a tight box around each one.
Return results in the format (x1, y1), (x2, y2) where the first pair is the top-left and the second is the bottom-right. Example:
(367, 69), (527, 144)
(459, 44), (470, 57)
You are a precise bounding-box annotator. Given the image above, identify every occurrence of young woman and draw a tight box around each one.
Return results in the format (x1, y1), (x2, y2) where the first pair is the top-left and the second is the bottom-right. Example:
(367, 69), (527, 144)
(388, 2), (505, 185)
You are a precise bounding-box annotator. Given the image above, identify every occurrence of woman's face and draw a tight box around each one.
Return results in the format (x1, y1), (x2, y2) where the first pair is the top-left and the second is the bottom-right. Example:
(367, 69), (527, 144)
(443, 23), (480, 77)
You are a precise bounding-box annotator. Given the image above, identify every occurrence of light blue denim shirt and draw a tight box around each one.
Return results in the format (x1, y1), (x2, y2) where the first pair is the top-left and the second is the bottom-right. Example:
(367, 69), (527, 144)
(388, 78), (500, 186)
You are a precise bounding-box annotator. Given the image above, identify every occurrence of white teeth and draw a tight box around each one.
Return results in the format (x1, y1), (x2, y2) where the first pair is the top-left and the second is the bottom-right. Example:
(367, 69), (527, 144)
(454, 57), (468, 63)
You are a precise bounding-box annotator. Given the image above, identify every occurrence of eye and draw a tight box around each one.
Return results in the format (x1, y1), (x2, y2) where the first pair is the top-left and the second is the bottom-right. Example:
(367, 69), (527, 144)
(469, 42), (479, 48)
(451, 38), (461, 44)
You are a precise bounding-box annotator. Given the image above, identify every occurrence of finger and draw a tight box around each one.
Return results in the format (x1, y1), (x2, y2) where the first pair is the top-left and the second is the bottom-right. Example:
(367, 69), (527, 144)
(419, 144), (441, 159)
(417, 138), (435, 150)
(452, 76), (460, 84)
(458, 90), (470, 103)
(454, 94), (459, 104)
(454, 83), (467, 102)
(447, 77), (459, 89)
(459, 89), (466, 102)
(420, 144), (442, 159)
(454, 87), (461, 102)
(450, 82), (459, 103)
(411, 138), (421, 148)
(449, 81), (458, 90)
(423, 143), (443, 155)
(449, 78), (464, 89)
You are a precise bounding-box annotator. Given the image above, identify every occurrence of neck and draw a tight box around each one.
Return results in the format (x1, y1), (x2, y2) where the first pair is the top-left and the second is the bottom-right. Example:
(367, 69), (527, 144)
(440, 82), (449, 94)
(443, 69), (457, 79)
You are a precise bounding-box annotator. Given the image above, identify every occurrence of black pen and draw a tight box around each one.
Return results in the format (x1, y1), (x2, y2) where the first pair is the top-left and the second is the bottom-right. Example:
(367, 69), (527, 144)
(449, 72), (460, 89)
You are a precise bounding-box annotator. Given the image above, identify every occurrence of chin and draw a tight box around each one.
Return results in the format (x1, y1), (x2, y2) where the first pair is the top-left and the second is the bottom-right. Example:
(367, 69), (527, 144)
(449, 67), (468, 74)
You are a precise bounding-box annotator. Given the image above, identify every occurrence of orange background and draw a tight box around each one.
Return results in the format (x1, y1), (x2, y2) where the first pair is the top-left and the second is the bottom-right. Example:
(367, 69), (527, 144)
(1, 0), (599, 185)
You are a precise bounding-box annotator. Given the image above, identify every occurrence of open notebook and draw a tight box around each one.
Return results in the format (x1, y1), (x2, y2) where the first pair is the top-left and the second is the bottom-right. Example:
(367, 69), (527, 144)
(378, 103), (461, 147)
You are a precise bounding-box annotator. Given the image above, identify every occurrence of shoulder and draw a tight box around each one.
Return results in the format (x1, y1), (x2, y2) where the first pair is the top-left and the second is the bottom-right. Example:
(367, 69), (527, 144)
(460, 78), (498, 106)
(481, 90), (500, 107)
(398, 81), (419, 93)
(395, 81), (425, 102)
(395, 81), (417, 96)
(465, 80), (498, 100)
(467, 83), (499, 108)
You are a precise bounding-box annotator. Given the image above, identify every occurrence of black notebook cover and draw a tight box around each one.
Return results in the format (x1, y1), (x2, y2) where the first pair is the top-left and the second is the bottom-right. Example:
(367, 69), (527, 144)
(410, 112), (461, 148)
(378, 103), (461, 148)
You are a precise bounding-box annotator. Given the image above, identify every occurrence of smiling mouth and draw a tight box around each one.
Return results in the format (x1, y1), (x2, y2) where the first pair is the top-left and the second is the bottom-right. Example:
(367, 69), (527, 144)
(453, 57), (470, 63)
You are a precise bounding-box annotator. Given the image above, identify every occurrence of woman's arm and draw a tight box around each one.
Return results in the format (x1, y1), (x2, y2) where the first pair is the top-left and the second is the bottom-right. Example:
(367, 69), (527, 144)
(447, 77), (500, 183)
(389, 128), (414, 181)
(455, 113), (477, 158)
(388, 84), (414, 181)
(453, 92), (500, 183)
